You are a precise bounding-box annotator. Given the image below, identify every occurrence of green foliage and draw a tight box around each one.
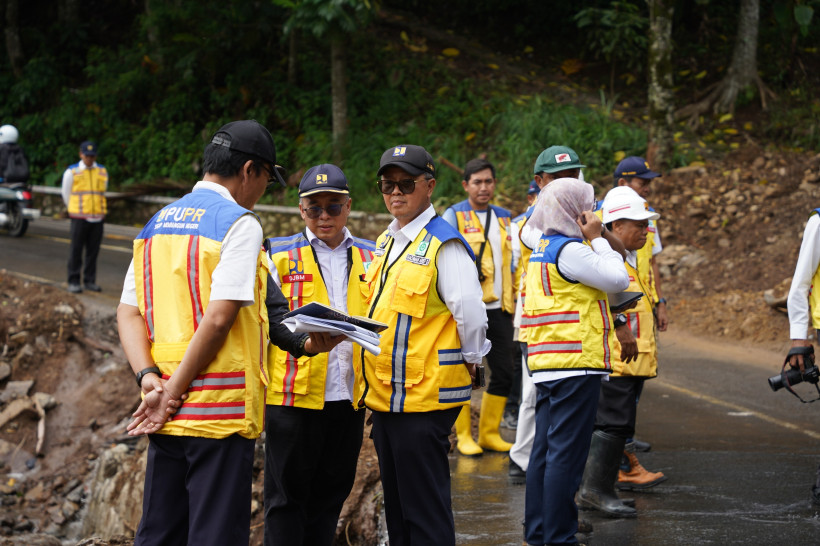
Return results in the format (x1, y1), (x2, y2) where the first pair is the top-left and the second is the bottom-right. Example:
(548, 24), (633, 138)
(574, 1), (648, 73)
(281, 0), (379, 38)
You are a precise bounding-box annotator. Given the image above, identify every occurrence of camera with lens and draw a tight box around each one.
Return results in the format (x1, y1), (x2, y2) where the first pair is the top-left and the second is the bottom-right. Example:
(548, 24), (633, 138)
(768, 345), (820, 402)
(768, 362), (820, 391)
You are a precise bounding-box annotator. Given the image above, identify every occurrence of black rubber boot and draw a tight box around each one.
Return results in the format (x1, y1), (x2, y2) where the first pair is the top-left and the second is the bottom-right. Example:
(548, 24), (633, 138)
(578, 430), (638, 518)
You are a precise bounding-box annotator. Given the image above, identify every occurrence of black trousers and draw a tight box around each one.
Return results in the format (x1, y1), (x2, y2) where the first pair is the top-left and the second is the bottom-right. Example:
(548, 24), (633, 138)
(505, 338), (524, 414)
(594, 376), (646, 439)
(135, 433), (255, 546)
(264, 402), (364, 546)
(67, 218), (103, 285)
(485, 308), (514, 397)
(370, 408), (460, 546)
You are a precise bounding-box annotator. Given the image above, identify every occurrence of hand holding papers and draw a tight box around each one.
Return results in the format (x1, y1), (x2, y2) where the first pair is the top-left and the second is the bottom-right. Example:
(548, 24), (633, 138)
(282, 302), (387, 356)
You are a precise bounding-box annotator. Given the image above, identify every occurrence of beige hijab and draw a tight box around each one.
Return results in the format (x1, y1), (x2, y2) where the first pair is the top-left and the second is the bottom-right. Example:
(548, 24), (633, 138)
(527, 177), (595, 239)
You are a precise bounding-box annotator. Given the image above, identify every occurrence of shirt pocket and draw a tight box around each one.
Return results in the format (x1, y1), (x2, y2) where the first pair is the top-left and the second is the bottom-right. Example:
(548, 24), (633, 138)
(281, 279), (315, 305)
(389, 265), (433, 319)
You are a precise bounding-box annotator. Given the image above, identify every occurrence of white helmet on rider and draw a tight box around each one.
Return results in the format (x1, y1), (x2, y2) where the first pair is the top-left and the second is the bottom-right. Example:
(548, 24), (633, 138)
(0, 125), (19, 144)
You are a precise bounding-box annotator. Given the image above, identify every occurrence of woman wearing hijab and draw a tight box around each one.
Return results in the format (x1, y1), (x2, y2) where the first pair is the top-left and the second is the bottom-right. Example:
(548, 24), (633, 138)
(522, 178), (629, 546)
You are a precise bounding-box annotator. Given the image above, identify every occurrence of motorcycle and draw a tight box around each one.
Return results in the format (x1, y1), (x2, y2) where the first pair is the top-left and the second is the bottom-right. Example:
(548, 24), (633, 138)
(0, 181), (40, 237)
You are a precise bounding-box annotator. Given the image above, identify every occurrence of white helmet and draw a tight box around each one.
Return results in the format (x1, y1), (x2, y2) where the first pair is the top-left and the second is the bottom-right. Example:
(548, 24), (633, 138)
(0, 125), (19, 144)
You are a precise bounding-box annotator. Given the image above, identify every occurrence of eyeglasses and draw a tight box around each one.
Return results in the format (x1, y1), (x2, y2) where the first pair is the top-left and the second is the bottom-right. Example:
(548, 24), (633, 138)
(263, 165), (287, 188)
(377, 178), (422, 195)
(303, 199), (348, 219)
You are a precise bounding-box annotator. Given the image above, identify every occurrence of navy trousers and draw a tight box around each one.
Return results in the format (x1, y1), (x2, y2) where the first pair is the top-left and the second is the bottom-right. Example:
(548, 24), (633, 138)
(263, 401), (364, 546)
(525, 374), (602, 546)
(370, 408), (460, 546)
(135, 433), (255, 546)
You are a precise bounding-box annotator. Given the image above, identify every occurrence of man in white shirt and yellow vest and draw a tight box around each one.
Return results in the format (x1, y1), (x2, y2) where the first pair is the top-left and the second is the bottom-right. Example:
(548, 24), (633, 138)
(785, 206), (820, 506)
(363, 145), (490, 546)
(62, 140), (108, 293)
(442, 158), (518, 456)
(264, 164), (374, 545)
(118, 120), (286, 546)
(578, 186), (665, 518)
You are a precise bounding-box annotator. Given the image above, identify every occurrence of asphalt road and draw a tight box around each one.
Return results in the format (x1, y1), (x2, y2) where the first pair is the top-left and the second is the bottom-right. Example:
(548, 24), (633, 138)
(3, 218), (820, 544)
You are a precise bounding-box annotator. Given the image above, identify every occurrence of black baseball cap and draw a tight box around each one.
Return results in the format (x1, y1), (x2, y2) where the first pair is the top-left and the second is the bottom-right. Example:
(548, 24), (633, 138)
(211, 120), (287, 187)
(377, 145), (436, 177)
(298, 164), (350, 197)
(80, 141), (97, 156)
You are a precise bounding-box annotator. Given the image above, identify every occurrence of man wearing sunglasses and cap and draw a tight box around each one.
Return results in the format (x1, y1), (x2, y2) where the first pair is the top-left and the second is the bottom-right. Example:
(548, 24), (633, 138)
(118, 119), (286, 546)
(264, 164), (375, 545)
(361, 145), (490, 546)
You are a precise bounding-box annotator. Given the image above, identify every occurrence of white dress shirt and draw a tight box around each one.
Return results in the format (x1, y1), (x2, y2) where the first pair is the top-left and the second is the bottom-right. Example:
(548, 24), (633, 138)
(788, 213), (820, 339)
(270, 226), (356, 402)
(532, 237), (630, 383)
(120, 181), (263, 307)
(386, 205), (491, 364)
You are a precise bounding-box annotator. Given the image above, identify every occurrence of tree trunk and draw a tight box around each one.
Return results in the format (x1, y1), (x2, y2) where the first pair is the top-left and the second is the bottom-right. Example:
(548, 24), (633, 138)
(714, 0), (759, 112)
(144, 0), (164, 66)
(287, 29), (298, 86)
(646, 0), (675, 169)
(330, 35), (347, 164)
(4, 0), (24, 78)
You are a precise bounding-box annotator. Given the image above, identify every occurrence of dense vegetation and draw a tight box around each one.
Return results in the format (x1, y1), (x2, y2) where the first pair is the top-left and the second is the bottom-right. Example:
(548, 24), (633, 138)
(0, 0), (817, 213)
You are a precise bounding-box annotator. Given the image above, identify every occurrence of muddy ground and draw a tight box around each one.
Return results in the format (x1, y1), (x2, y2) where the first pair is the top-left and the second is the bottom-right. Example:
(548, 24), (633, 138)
(1, 145), (819, 545)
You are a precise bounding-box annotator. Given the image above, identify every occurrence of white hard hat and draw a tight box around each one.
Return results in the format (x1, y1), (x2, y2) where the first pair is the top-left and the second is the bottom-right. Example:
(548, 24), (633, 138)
(602, 186), (660, 224)
(0, 125), (19, 144)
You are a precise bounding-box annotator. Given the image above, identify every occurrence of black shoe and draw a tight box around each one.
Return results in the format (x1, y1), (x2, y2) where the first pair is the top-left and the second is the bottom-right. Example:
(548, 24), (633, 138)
(501, 411), (518, 430)
(84, 283), (102, 292)
(633, 438), (652, 452)
(67, 283), (82, 293)
(812, 485), (820, 506)
(509, 459), (526, 485)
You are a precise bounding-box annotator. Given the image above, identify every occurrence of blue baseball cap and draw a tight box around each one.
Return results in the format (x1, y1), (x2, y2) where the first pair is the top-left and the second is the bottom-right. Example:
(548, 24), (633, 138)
(298, 164), (349, 197)
(80, 141), (97, 156)
(614, 156), (660, 180)
(527, 179), (540, 195)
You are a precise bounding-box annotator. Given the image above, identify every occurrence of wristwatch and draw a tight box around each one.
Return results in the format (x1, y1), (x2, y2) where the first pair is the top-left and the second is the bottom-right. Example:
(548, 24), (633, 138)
(657, 297), (668, 306)
(613, 314), (628, 328)
(135, 366), (162, 388)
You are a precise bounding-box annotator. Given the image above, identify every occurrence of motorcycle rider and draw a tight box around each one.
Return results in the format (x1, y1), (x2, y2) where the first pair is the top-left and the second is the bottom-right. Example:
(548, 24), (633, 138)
(0, 125), (30, 185)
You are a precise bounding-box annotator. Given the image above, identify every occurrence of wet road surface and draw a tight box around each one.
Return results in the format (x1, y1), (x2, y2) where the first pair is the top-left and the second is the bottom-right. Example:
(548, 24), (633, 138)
(450, 332), (820, 545)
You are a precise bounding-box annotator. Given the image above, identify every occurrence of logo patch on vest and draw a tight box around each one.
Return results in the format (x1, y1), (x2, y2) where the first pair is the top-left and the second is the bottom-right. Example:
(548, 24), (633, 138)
(405, 254), (430, 266)
(415, 241), (429, 256)
(374, 248), (386, 256)
(283, 274), (313, 283)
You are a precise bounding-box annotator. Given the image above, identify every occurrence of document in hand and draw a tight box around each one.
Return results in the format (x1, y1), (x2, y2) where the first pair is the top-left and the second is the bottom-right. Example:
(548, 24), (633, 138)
(282, 302), (388, 356)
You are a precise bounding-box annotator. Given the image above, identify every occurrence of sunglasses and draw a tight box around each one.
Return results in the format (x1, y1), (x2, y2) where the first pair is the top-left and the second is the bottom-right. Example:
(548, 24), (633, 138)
(376, 178), (423, 195)
(263, 165), (287, 188)
(302, 199), (348, 219)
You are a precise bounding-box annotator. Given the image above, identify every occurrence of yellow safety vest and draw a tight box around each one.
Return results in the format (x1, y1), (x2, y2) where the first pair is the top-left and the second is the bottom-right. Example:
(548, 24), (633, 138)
(67, 163), (108, 219)
(523, 234), (614, 375)
(514, 208), (534, 343)
(133, 189), (269, 439)
(361, 217), (473, 413)
(636, 214), (660, 305)
(449, 201), (515, 313)
(610, 261), (657, 377)
(810, 209), (820, 329)
(267, 233), (375, 409)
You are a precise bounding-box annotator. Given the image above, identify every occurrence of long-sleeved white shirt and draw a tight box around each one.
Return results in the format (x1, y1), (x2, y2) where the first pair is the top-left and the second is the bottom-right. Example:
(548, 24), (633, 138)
(788, 213), (820, 339)
(270, 226), (356, 402)
(385, 205), (491, 364)
(441, 205), (520, 311)
(532, 236), (630, 383)
(62, 160), (107, 223)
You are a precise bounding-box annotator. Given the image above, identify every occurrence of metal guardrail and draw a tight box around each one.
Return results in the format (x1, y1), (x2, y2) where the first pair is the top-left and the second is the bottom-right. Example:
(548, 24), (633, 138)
(31, 185), (394, 221)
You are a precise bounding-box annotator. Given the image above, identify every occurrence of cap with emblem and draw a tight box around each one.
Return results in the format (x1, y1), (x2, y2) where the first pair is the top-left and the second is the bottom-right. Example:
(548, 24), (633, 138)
(377, 145), (436, 177)
(298, 164), (350, 197)
(533, 145), (585, 174)
(210, 119), (287, 187)
(527, 179), (540, 195)
(80, 140), (98, 156)
(601, 186), (660, 224)
(613, 156), (660, 180)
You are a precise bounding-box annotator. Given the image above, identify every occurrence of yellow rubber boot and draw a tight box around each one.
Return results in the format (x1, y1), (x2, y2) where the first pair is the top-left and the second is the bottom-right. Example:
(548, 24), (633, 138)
(455, 404), (483, 456)
(477, 392), (513, 452)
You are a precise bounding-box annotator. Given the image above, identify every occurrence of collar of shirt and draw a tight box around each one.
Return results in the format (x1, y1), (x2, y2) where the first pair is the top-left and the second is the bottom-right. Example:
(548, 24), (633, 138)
(192, 180), (237, 204)
(388, 204), (436, 248)
(76, 161), (97, 171)
(304, 225), (354, 252)
(626, 249), (638, 269)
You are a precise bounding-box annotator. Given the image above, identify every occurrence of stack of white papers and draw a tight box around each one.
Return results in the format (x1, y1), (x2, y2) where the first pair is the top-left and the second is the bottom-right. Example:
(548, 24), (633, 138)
(283, 314), (383, 355)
